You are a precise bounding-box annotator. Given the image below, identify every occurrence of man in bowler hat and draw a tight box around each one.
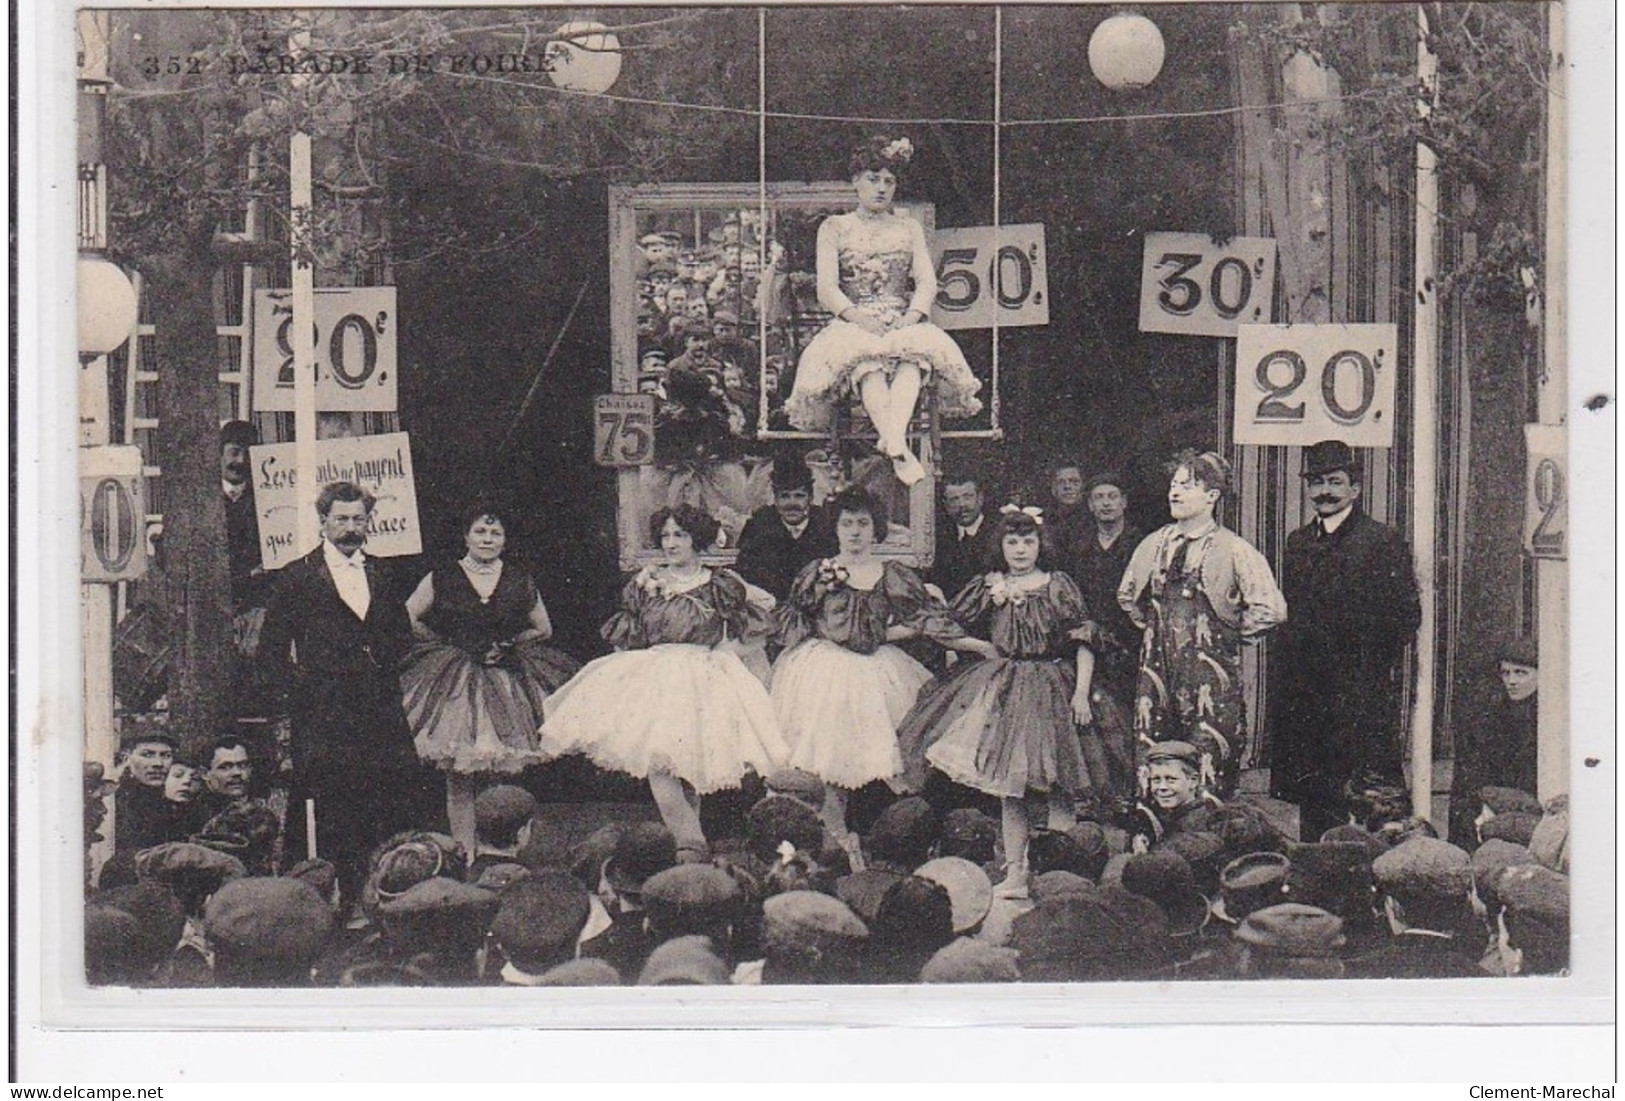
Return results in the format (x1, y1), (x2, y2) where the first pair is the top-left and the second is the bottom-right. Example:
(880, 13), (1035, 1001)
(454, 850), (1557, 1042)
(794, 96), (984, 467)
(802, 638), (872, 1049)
(1268, 440), (1421, 841)
(259, 481), (443, 911)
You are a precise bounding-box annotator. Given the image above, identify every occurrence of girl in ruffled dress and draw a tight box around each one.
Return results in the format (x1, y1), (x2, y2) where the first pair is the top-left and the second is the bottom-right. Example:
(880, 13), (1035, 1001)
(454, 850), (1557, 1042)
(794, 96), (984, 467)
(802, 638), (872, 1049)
(784, 136), (982, 486)
(538, 505), (789, 860)
(896, 506), (1115, 899)
(771, 486), (996, 861)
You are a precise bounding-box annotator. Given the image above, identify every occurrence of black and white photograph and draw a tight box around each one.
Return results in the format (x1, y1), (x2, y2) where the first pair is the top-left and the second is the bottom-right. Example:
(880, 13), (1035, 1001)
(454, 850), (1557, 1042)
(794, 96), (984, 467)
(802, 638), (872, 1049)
(12, 0), (1616, 1080)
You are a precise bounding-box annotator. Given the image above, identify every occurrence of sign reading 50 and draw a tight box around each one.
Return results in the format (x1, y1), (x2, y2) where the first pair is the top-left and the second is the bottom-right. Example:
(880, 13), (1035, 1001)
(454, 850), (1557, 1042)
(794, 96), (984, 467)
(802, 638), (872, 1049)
(929, 224), (1049, 331)
(1233, 323), (1398, 447)
(1139, 232), (1277, 338)
(252, 287), (399, 413)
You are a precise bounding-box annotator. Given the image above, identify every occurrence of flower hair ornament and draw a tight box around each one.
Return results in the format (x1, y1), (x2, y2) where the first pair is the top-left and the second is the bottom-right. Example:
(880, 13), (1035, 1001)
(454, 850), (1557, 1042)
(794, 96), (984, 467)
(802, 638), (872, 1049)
(881, 137), (915, 164)
(999, 503), (1044, 525)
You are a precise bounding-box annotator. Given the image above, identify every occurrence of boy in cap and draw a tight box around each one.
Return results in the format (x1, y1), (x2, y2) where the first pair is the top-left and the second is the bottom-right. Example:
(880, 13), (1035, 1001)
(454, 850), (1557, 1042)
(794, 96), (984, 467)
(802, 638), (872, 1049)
(205, 877), (334, 986)
(637, 935), (732, 986)
(641, 864), (744, 961)
(489, 871), (598, 985)
(110, 727), (183, 869)
(1449, 638), (1540, 846)
(468, 784), (538, 881)
(1495, 864), (1569, 976)
(757, 891), (869, 985)
(1233, 902), (1347, 979)
(1346, 837), (1483, 979)
(579, 822), (677, 980)
(1129, 741), (1223, 851)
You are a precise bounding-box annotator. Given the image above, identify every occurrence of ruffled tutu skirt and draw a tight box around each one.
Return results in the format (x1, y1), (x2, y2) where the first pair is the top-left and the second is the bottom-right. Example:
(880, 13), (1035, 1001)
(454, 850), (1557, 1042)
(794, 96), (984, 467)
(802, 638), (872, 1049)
(538, 643), (788, 793)
(896, 657), (1093, 799)
(784, 319), (983, 432)
(403, 639), (581, 774)
(771, 639), (932, 788)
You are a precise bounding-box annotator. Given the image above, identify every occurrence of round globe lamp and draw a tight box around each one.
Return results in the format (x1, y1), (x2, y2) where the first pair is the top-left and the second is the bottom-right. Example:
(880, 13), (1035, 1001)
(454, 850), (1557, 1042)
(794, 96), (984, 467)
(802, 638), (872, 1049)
(1088, 13), (1166, 91)
(78, 257), (139, 359)
(546, 21), (623, 95)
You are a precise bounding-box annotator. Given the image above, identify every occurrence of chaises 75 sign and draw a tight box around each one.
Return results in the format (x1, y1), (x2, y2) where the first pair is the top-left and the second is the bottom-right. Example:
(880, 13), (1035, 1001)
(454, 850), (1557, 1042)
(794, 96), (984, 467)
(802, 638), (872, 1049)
(1233, 323), (1398, 447)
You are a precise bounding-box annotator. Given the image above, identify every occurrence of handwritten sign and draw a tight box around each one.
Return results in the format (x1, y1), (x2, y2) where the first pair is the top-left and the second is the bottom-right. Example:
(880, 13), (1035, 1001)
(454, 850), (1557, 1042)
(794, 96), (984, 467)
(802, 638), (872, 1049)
(249, 432), (422, 570)
(80, 445), (147, 582)
(595, 394), (656, 467)
(1523, 424), (1566, 560)
(930, 224), (1049, 331)
(1233, 323), (1398, 447)
(252, 287), (398, 413)
(1139, 232), (1277, 337)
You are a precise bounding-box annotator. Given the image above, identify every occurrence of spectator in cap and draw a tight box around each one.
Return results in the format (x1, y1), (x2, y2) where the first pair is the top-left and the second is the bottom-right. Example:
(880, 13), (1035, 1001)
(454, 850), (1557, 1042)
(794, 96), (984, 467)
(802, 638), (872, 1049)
(1527, 794), (1569, 874)
(531, 958), (623, 987)
(86, 881), (187, 987)
(1375, 815), (1440, 848)
(733, 453), (837, 604)
(1216, 852), (1290, 925)
(1346, 837), (1482, 979)
(1130, 741), (1223, 852)
(759, 891), (869, 985)
(1479, 811), (1540, 848)
(1011, 886), (1173, 982)
(467, 784), (539, 881)
(1319, 823), (1388, 864)
(194, 800), (280, 875)
(1450, 639), (1539, 846)
(914, 856), (994, 937)
(1120, 449), (1285, 799)
(1340, 770), (1414, 835)
(642, 864), (744, 958)
(1026, 829), (1096, 881)
(939, 808), (999, 867)
(1284, 840), (1379, 949)
(136, 841), (246, 919)
(864, 796), (939, 874)
(1234, 903), (1347, 979)
(1030, 870), (1095, 903)
(1206, 802), (1287, 865)
(1160, 830), (1227, 897)
(866, 875), (956, 982)
(1121, 850), (1210, 938)
(376, 878), (500, 985)
(579, 822), (677, 980)
(1473, 785), (1543, 852)
(284, 858), (338, 908)
(1495, 864), (1568, 976)
(920, 937), (1021, 983)
(638, 935), (732, 985)
(1267, 440), (1420, 841)
(744, 794), (827, 870)
(110, 727), (183, 870)
(490, 871), (595, 985)
(835, 867), (907, 928)
(205, 877), (334, 986)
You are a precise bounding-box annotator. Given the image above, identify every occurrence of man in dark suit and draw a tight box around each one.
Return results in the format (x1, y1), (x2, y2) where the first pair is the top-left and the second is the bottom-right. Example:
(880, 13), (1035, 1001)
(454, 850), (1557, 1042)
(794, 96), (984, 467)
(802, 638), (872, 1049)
(733, 456), (836, 602)
(1070, 472), (1144, 713)
(260, 480), (442, 910)
(222, 421), (273, 717)
(931, 471), (1001, 601)
(1269, 441), (1422, 841)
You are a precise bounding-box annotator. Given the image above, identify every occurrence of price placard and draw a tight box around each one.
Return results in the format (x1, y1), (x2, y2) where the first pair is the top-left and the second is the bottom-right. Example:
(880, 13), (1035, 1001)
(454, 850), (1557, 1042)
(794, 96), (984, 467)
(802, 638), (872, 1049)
(1139, 232), (1277, 337)
(1233, 323), (1398, 447)
(595, 394), (656, 468)
(930, 224), (1049, 331)
(252, 287), (398, 413)
(80, 445), (148, 582)
(1523, 424), (1566, 560)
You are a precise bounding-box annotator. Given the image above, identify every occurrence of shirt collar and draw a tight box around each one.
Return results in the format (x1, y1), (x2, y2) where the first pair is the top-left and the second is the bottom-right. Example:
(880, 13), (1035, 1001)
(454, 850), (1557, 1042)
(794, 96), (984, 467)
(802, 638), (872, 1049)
(783, 517), (809, 538)
(1319, 505), (1355, 534)
(959, 514), (984, 538)
(222, 480), (248, 502)
(322, 539), (367, 569)
(500, 961), (553, 986)
(1171, 518), (1218, 543)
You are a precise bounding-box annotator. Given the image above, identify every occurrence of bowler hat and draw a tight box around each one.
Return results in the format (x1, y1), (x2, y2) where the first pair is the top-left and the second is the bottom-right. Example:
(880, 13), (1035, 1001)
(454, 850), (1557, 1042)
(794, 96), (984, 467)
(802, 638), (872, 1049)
(1301, 440), (1358, 479)
(204, 877), (333, 973)
(1235, 902), (1345, 957)
(1218, 851), (1290, 923)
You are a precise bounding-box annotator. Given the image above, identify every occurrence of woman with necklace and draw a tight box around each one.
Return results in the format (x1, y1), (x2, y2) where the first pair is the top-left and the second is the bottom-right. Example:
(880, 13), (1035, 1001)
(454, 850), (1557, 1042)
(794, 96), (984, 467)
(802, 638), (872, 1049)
(772, 486), (995, 861)
(895, 505), (1118, 899)
(401, 504), (581, 850)
(538, 504), (788, 861)
(783, 136), (982, 486)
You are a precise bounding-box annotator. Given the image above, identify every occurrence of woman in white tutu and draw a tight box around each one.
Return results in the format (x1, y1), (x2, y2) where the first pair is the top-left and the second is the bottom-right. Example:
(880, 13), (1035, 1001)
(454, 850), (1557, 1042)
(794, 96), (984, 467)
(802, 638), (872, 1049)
(784, 135), (982, 486)
(539, 504), (788, 861)
(771, 486), (996, 861)
(400, 504), (581, 850)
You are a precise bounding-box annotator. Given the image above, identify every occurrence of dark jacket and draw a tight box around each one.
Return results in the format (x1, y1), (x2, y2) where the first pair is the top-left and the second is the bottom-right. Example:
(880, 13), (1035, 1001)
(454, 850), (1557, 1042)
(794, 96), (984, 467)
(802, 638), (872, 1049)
(930, 514), (1002, 603)
(733, 504), (837, 603)
(1070, 523), (1144, 698)
(1269, 508), (1422, 804)
(1344, 932), (1486, 980)
(224, 487), (269, 611)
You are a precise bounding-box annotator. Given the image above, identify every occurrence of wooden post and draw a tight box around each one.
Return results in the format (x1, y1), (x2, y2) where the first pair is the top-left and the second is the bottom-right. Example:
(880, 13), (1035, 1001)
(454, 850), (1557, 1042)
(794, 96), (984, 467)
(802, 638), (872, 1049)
(290, 131), (320, 553)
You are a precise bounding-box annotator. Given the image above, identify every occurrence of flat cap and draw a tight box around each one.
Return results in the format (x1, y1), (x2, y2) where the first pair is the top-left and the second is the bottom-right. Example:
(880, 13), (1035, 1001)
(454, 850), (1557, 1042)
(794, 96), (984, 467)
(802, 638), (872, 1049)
(282, 858), (337, 902)
(1470, 839), (1535, 907)
(94, 881), (186, 972)
(532, 958), (622, 987)
(1480, 812), (1540, 847)
(1497, 864), (1568, 922)
(763, 768), (825, 808)
(864, 796), (938, 868)
(84, 761), (117, 798)
(1011, 886), (1173, 982)
(914, 856), (993, 934)
(1160, 829), (1228, 895)
(605, 822), (677, 895)
(1478, 786), (1542, 816)
(490, 871), (592, 963)
(940, 808), (999, 864)
(871, 876), (956, 959)
(377, 877), (500, 934)
(642, 863), (743, 930)
(1499, 637), (1538, 668)
(1121, 851), (1209, 936)
(1319, 823), (1389, 863)
(135, 842), (246, 898)
(637, 935), (731, 986)
(835, 869), (906, 926)
(1218, 851), (1290, 922)
(473, 784), (538, 838)
(1064, 821), (1113, 881)
(1030, 870), (1096, 903)
(118, 725), (178, 752)
(570, 824), (625, 888)
(1372, 837), (1472, 902)
(1284, 841), (1373, 915)
(372, 839), (451, 902)
(1234, 902), (1345, 957)
(85, 905), (142, 984)
(1145, 740), (1201, 766)
(1528, 797), (1570, 874)
(920, 937), (1022, 984)
(204, 877), (333, 968)
(761, 890), (868, 957)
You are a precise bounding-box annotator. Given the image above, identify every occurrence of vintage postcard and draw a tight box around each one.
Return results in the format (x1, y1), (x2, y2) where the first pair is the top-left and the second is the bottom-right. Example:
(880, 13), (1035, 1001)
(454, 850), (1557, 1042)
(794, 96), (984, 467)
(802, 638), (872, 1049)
(14, 0), (1616, 1072)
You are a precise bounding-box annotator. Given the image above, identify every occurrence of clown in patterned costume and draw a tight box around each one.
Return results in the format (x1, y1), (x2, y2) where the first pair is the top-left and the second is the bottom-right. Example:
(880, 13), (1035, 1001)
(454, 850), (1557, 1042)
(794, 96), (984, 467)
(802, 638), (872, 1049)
(1118, 450), (1286, 798)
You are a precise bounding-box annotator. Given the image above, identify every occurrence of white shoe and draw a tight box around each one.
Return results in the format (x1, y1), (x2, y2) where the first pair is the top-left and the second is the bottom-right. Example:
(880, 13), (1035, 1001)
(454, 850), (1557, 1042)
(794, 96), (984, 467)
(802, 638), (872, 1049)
(890, 449), (926, 486)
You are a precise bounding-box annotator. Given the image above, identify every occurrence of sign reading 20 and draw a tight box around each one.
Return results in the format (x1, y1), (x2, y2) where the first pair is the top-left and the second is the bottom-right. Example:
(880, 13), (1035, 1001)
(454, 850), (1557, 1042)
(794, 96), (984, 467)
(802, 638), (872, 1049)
(1233, 323), (1398, 447)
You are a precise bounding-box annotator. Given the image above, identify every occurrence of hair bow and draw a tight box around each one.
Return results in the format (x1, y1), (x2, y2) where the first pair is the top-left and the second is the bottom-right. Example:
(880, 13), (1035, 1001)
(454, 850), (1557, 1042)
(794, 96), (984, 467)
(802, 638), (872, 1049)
(776, 840), (799, 866)
(999, 503), (1044, 525)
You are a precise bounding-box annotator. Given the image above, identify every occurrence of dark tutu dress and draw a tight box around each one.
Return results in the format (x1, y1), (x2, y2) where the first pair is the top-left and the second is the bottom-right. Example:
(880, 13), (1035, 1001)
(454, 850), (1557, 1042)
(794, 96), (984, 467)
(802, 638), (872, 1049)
(771, 559), (964, 788)
(401, 564), (581, 774)
(897, 572), (1123, 800)
(538, 567), (789, 793)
